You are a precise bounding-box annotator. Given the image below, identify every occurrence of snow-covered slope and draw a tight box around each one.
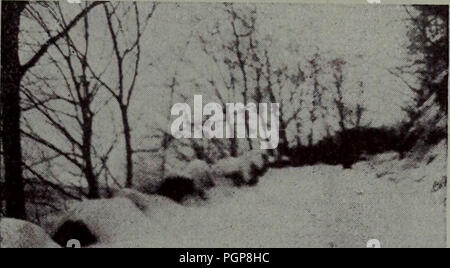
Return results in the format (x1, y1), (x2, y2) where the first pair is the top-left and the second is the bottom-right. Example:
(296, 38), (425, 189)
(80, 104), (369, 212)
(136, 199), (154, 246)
(45, 141), (446, 248)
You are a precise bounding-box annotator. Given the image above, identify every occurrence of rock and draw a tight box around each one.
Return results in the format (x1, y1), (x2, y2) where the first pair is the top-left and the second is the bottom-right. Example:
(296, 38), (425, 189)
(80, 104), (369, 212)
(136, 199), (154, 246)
(0, 218), (60, 248)
(48, 198), (153, 245)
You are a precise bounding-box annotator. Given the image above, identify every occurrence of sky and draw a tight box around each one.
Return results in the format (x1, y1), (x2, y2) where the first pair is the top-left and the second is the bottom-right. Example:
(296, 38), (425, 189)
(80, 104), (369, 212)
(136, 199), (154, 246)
(115, 3), (414, 134)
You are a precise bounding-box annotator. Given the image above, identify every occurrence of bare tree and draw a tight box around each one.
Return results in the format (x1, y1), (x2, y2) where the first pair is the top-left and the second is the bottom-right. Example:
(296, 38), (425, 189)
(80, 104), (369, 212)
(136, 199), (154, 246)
(198, 4), (306, 161)
(160, 77), (177, 178)
(305, 54), (324, 146)
(329, 58), (348, 133)
(226, 6), (257, 151)
(354, 81), (366, 128)
(328, 58), (356, 168)
(21, 2), (117, 199)
(87, 2), (157, 188)
(1, 1), (102, 219)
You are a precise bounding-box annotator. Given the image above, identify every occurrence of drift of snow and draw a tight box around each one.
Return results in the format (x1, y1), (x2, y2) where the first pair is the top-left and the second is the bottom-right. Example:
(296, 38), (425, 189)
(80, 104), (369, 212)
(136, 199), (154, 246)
(114, 188), (186, 217)
(0, 218), (60, 248)
(43, 141), (446, 248)
(45, 198), (157, 246)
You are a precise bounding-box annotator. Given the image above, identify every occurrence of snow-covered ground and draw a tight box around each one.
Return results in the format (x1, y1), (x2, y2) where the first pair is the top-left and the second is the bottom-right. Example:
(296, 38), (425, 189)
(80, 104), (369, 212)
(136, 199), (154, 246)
(0, 218), (60, 248)
(4, 141), (441, 248)
(47, 141), (444, 248)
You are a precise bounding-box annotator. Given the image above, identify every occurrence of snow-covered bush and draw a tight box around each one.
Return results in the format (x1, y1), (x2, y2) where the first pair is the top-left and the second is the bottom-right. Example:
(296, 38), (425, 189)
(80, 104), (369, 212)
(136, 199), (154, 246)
(133, 173), (162, 195)
(186, 159), (215, 189)
(212, 150), (269, 186)
(156, 176), (207, 203)
(0, 218), (60, 248)
(154, 159), (216, 203)
(165, 159), (215, 189)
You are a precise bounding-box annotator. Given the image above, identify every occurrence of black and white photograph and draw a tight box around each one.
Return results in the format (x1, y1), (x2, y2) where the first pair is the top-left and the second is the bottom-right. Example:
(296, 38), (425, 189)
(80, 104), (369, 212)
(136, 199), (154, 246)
(0, 1), (448, 249)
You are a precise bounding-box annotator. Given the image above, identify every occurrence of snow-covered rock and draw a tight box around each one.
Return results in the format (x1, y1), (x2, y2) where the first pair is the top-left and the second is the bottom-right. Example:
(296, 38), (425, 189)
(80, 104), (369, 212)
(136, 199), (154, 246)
(48, 198), (153, 246)
(0, 218), (60, 248)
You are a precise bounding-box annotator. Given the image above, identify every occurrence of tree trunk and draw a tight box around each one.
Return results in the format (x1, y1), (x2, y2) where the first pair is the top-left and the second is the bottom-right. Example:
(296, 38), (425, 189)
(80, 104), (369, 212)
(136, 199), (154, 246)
(230, 137), (238, 158)
(82, 140), (98, 199)
(81, 113), (99, 198)
(160, 135), (168, 178)
(1, 1), (27, 219)
(121, 107), (133, 188)
(277, 120), (289, 160)
(84, 157), (98, 198)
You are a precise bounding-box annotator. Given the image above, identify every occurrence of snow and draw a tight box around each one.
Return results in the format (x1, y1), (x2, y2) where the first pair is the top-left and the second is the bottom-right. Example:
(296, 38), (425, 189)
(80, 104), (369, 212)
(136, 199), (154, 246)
(157, 159), (215, 193)
(243, 150), (267, 170)
(46, 198), (154, 246)
(41, 142), (446, 248)
(133, 172), (161, 194)
(114, 188), (186, 217)
(184, 159), (215, 188)
(212, 150), (267, 184)
(133, 158), (215, 194)
(0, 218), (60, 248)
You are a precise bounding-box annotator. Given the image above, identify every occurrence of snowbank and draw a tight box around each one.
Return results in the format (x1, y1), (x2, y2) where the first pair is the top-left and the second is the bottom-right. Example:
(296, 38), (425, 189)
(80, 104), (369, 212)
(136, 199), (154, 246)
(41, 141), (446, 248)
(114, 188), (186, 217)
(131, 141), (446, 247)
(48, 198), (154, 246)
(0, 218), (60, 248)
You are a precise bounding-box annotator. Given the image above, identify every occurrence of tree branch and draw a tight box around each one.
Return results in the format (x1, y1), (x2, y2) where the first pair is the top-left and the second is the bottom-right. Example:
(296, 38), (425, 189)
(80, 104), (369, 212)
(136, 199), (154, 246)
(20, 1), (103, 74)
